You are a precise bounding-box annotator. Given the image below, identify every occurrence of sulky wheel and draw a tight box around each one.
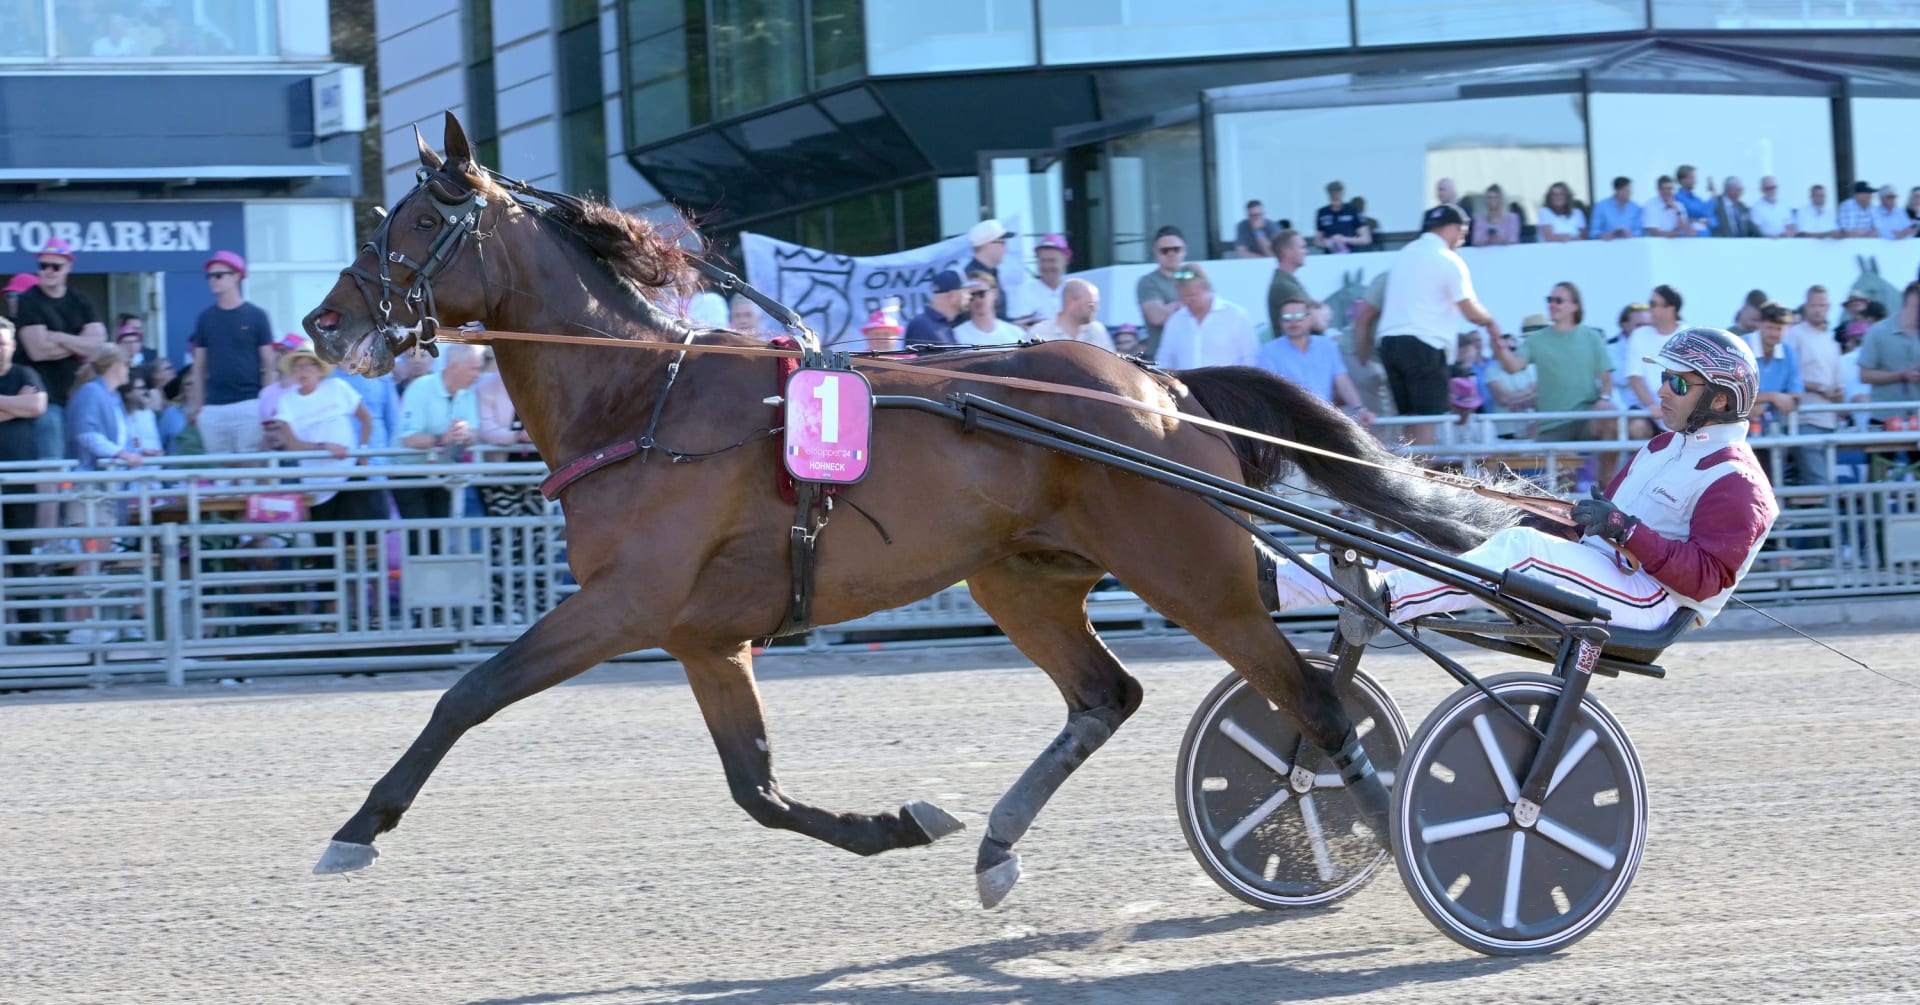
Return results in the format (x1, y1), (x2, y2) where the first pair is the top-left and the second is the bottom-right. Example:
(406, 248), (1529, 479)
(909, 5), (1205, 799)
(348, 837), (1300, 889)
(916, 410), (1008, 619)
(1176, 653), (1407, 909)
(1390, 672), (1648, 956)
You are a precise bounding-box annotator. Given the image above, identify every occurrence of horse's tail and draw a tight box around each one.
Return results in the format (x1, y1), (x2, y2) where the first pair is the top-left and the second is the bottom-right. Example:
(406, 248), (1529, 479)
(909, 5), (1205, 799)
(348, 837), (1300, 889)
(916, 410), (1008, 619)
(1174, 365), (1520, 552)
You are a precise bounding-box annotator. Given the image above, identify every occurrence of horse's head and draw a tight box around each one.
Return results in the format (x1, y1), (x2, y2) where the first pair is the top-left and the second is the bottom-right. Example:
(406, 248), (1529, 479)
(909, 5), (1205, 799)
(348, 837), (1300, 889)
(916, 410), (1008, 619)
(305, 112), (503, 376)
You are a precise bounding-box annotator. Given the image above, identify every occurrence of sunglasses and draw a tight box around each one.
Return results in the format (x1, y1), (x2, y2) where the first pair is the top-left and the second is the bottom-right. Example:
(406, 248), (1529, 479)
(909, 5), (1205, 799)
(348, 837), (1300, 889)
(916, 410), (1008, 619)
(1546, 296), (1570, 305)
(968, 291), (989, 300)
(206, 270), (236, 280)
(1662, 371), (1701, 395)
(1279, 311), (1309, 322)
(1155, 246), (1185, 255)
(37, 261), (65, 271)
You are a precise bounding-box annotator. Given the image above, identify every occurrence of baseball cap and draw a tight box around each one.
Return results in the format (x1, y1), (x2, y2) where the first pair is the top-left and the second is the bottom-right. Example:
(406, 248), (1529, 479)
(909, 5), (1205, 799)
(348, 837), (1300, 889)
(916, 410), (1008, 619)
(1424, 204), (1469, 230)
(38, 238), (75, 264)
(860, 306), (902, 335)
(273, 332), (308, 352)
(931, 269), (984, 294)
(4, 272), (37, 294)
(204, 249), (248, 277)
(1852, 180), (1875, 195)
(967, 219), (1014, 247)
(1034, 233), (1071, 258)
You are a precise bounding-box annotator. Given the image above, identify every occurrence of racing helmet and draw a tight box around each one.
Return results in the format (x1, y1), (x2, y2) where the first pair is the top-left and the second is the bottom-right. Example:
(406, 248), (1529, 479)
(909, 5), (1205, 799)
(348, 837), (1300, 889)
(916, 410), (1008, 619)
(1641, 325), (1759, 432)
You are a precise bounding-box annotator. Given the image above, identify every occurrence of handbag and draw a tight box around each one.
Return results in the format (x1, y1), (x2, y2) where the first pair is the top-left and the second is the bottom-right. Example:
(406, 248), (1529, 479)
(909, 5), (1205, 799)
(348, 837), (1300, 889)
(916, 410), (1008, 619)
(245, 492), (308, 524)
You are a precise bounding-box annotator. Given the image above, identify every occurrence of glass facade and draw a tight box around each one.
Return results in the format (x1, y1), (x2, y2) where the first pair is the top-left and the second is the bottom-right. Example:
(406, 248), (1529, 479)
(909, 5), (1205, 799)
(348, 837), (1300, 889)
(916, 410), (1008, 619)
(1355, 0), (1644, 47)
(864, 0), (1034, 75)
(12, 0), (283, 59)
(710, 0), (808, 118)
(1588, 92), (1835, 215)
(811, 0), (864, 88)
(623, 0), (708, 147)
(557, 0), (608, 197)
(1039, 0), (1348, 65)
(464, 0), (499, 168)
(1213, 94), (1589, 244)
(1654, 0), (1920, 29)
(1108, 124), (1203, 264)
(1851, 97), (1920, 193)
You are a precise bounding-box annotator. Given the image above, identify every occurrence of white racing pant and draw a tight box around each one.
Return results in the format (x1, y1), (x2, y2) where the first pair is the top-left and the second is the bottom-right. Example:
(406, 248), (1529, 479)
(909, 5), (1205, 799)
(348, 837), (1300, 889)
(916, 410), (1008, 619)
(1270, 527), (1684, 631)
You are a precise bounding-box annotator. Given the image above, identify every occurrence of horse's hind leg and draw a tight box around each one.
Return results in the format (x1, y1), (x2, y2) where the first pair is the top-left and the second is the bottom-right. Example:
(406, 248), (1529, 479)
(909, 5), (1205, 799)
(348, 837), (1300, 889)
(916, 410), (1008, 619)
(314, 583), (647, 873)
(676, 640), (966, 857)
(962, 554), (1144, 908)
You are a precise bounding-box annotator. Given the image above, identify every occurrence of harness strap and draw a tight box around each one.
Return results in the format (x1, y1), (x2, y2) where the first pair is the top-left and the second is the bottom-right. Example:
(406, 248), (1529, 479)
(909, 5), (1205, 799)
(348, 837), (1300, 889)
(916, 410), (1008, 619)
(539, 440), (640, 501)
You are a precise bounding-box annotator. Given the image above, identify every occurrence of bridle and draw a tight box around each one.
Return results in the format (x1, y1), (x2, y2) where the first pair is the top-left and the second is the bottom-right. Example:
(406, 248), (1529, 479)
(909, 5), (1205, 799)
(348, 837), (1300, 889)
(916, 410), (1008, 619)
(339, 165), (492, 359)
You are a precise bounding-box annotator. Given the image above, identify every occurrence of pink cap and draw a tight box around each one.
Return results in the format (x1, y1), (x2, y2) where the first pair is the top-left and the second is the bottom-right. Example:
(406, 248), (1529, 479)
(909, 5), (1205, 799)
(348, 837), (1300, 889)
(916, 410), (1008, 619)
(274, 332), (308, 351)
(4, 272), (38, 295)
(1035, 233), (1072, 258)
(1449, 376), (1484, 411)
(38, 238), (75, 263)
(204, 249), (247, 278)
(860, 307), (903, 334)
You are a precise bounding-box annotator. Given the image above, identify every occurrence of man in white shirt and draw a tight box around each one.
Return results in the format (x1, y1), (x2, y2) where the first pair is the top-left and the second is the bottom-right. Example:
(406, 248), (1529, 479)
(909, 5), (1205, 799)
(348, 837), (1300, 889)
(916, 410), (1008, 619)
(1010, 233), (1072, 323)
(1785, 286), (1841, 484)
(1155, 264), (1258, 371)
(1625, 284), (1686, 440)
(1796, 184), (1838, 238)
(1361, 204), (1501, 446)
(1748, 176), (1797, 238)
(1642, 175), (1689, 238)
(1029, 279), (1111, 351)
(1872, 186), (1918, 240)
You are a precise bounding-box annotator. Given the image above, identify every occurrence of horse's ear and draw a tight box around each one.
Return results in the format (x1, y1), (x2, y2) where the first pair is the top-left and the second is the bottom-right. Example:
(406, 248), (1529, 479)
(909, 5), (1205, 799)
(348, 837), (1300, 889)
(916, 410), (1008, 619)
(415, 123), (443, 171)
(1870, 256), (1881, 274)
(443, 111), (474, 169)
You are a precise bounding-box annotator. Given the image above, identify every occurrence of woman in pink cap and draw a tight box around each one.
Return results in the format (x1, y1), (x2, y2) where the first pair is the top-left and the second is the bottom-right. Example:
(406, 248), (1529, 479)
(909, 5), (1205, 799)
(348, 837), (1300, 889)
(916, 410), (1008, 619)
(187, 249), (279, 455)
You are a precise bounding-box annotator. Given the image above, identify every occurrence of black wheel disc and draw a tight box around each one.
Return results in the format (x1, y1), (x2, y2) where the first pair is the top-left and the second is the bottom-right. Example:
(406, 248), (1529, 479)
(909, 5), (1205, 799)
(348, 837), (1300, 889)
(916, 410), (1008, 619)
(1176, 654), (1407, 909)
(1391, 672), (1648, 956)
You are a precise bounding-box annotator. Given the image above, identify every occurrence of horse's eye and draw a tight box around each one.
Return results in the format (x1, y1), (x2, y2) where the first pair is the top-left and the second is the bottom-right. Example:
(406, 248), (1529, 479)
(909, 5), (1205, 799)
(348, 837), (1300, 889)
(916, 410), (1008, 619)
(414, 213), (439, 231)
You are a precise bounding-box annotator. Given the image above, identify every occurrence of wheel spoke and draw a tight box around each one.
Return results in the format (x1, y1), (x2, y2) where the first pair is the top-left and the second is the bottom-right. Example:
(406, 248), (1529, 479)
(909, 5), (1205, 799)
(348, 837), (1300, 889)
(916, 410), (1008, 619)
(1536, 813), (1619, 870)
(1419, 811), (1510, 844)
(1296, 793), (1338, 882)
(1220, 718), (1291, 778)
(1218, 787), (1292, 851)
(1501, 831), (1526, 930)
(1546, 729), (1599, 798)
(1472, 713), (1521, 803)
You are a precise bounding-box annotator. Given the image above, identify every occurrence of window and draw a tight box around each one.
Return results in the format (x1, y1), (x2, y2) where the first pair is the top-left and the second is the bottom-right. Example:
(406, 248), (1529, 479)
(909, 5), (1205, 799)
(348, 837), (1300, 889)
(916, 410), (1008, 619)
(710, 0), (807, 118)
(1655, 0), (1920, 29)
(1212, 94), (1588, 249)
(865, 0), (1035, 76)
(1354, 0), (1643, 47)
(1040, 0), (1347, 65)
(1851, 98), (1920, 195)
(245, 202), (354, 264)
(1588, 93), (1833, 219)
(811, 0), (864, 88)
(939, 175), (983, 239)
(464, 0), (499, 167)
(0, 0), (47, 58)
(623, 0), (709, 146)
(52, 0), (279, 58)
(900, 178), (938, 248)
(1108, 123), (1202, 264)
(557, 4), (608, 197)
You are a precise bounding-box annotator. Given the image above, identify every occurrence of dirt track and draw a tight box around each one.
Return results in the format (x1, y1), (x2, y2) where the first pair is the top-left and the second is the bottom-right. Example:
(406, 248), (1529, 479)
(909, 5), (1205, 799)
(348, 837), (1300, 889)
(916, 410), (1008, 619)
(3, 627), (1918, 1005)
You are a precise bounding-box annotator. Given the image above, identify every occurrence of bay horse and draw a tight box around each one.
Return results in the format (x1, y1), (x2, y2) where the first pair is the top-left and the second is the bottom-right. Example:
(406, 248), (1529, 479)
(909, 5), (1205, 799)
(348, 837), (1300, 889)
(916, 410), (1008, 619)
(303, 114), (1518, 906)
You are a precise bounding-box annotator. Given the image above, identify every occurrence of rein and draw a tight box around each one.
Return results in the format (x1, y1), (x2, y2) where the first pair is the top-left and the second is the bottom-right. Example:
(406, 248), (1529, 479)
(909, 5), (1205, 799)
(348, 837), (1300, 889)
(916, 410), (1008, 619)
(410, 322), (1578, 528)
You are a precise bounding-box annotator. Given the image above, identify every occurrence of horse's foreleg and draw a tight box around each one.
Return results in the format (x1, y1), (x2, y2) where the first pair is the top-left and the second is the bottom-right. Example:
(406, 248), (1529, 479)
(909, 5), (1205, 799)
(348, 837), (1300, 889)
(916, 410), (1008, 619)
(314, 583), (645, 873)
(677, 641), (965, 857)
(963, 557), (1144, 908)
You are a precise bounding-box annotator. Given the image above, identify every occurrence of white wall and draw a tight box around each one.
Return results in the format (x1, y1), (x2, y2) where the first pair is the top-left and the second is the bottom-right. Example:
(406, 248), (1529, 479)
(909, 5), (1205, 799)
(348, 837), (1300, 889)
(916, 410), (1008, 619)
(1076, 238), (1920, 340)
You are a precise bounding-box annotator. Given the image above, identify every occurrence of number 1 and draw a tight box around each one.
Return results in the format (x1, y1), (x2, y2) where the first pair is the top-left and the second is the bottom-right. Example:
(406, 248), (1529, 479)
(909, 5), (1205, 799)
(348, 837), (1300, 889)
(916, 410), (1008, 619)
(812, 375), (840, 443)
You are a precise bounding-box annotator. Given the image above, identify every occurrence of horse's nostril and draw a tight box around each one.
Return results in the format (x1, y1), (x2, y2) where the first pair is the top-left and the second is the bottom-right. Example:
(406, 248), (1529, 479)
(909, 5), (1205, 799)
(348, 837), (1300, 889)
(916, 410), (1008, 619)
(315, 310), (341, 331)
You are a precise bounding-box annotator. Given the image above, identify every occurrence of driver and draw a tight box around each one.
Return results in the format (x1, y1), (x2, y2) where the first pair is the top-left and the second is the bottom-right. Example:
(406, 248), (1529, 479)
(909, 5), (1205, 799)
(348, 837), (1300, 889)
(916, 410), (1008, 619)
(1265, 326), (1779, 631)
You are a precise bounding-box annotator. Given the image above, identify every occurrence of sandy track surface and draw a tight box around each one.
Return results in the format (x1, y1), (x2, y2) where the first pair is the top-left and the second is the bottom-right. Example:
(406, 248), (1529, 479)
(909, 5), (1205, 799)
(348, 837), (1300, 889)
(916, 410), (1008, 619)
(3, 628), (1917, 1004)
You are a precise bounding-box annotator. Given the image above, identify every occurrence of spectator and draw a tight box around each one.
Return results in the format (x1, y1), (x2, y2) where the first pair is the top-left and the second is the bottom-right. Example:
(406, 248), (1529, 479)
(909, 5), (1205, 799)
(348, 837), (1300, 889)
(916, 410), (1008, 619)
(1857, 281), (1920, 409)
(904, 270), (978, 347)
(857, 305), (905, 352)
(1673, 165), (1717, 236)
(1837, 310), (1876, 410)
(1536, 182), (1587, 242)
(1325, 289), (1394, 421)
(1109, 323), (1142, 356)
(1626, 284), (1687, 438)
(3, 272), (36, 320)
(1748, 303), (1803, 441)
(0, 317), (47, 644)
(157, 363), (193, 455)
(1908, 187), (1920, 230)
(121, 366), (163, 459)
(14, 238), (105, 465)
(1730, 289), (1768, 338)
(1155, 264), (1259, 370)
(114, 315), (149, 367)
(1257, 295), (1372, 424)
(1749, 176), (1797, 238)
(475, 367), (550, 619)
(395, 341), (484, 522)
(1872, 185), (1918, 240)
(1470, 184), (1521, 247)
(1433, 178), (1473, 234)
(272, 343), (380, 603)
(1839, 287), (1872, 333)
(1315, 182), (1364, 254)
(1606, 301), (1651, 409)
(953, 271), (1023, 346)
(1136, 225), (1187, 359)
(1345, 197), (1376, 251)
(1844, 298), (1886, 348)
(1591, 176), (1643, 240)
(1030, 278), (1111, 350)
(1796, 184), (1839, 238)
(1711, 176), (1755, 237)
(1490, 283), (1616, 447)
(330, 364), (400, 461)
(1785, 289), (1841, 482)
(1838, 181), (1876, 237)
(1011, 233), (1072, 321)
(67, 346), (139, 471)
(1265, 228), (1309, 337)
(256, 333), (307, 429)
(392, 345), (436, 395)
(1643, 175), (1690, 238)
(728, 294), (763, 333)
(187, 250), (275, 455)
(966, 219), (1016, 322)
(1482, 325), (1538, 419)
(1366, 204), (1500, 446)
(1234, 200), (1281, 258)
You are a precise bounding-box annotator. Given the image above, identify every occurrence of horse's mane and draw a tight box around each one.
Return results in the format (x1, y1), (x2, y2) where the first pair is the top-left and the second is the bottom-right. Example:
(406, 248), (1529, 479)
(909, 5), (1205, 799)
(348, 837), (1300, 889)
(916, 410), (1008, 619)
(529, 192), (693, 301)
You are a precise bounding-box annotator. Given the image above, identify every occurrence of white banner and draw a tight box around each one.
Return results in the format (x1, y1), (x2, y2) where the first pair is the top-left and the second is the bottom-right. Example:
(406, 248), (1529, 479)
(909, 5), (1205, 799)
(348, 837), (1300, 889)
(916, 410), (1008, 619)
(741, 222), (1027, 346)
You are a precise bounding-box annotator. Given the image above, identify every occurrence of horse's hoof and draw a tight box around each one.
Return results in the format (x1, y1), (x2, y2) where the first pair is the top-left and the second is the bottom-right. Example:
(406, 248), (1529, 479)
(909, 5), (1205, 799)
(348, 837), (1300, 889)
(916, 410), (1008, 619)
(313, 840), (380, 875)
(976, 854), (1022, 908)
(905, 800), (965, 843)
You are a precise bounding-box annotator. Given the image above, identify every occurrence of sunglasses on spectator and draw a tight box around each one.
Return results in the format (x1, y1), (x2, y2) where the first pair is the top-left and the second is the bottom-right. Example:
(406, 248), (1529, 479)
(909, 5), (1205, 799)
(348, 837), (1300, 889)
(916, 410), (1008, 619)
(1279, 311), (1309, 322)
(1662, 371), (1702, 395)
(1155, 245), (1185, 255)
(207, 270), (236, 280)
(969, 291), (989, 300)
(1170, 268), (1200, 281)
(37, 261), (64, 271)
(1546, 296), (1571, 305)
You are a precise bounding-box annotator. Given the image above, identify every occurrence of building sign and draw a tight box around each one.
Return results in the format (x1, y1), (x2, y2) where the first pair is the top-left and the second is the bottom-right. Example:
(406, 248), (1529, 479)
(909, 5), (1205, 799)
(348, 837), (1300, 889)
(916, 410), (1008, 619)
(313, 66), (367, 139)
(0, 202), (244, 273)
